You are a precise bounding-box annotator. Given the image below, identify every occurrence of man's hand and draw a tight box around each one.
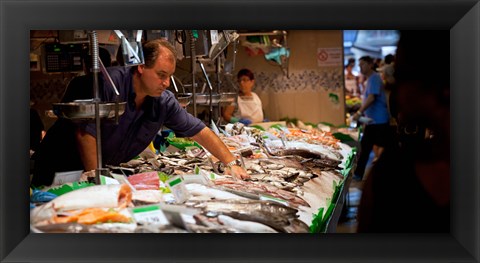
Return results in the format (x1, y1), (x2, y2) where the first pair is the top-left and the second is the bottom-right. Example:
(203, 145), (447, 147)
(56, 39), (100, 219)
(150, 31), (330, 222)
(225, 165), (251, 180)
(192, 127), (251, 181)
(352, 111), (362, 121)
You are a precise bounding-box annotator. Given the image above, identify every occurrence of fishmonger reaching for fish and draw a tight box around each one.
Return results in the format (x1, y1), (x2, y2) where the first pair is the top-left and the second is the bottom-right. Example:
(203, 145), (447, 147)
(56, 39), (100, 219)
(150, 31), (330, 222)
(31, 39), (249, 187)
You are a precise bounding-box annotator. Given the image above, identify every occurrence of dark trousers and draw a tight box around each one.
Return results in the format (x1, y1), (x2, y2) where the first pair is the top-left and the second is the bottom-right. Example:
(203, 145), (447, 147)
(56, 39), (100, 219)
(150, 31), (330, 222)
(354, 123), (392, 179)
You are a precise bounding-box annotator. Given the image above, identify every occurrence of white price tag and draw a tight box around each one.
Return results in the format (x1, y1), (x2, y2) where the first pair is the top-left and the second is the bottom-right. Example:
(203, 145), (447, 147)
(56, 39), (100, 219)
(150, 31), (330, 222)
(132, 205), (169, 225)
(52, 170), (83, 186)
(166, 176), (190, 203)
(100, 175), (120, 185)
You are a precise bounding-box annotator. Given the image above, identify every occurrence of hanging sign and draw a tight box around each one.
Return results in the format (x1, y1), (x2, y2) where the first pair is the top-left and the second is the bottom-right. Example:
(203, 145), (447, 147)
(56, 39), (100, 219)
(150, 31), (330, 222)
(317, 47), (342, 67)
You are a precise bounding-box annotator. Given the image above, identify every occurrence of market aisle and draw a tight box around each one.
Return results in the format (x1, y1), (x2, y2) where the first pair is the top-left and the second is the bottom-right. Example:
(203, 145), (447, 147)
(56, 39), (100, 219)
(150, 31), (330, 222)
(336, 150), (375, 233)
(336, 180), (363, 233)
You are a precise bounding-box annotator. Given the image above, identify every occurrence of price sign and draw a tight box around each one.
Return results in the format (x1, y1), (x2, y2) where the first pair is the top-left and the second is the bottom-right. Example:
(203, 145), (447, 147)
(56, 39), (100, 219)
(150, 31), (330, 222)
(132, 205), (169, 225)
(166, 176), (190, 203)
(100, 175), (120, 185)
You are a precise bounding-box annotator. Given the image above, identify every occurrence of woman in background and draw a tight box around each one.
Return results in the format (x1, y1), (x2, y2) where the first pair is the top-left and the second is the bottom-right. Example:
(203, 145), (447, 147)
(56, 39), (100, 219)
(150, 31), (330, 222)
(222, 68), (264, 125)
(344, 58), (361, 96)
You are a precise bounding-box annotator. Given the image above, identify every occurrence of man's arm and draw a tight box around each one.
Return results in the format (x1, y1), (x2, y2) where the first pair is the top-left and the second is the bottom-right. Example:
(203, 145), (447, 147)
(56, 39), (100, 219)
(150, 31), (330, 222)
(222, 104), (235, 123)
(353, 94), (375, 121)
(358, 94), (375, 114)
(75, 128), (98, 172)
(191, 127), (250, 180)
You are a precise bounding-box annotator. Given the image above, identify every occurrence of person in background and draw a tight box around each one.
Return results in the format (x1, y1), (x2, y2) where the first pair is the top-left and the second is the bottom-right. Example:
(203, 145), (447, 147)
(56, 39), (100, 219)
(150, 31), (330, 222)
(352, 56), (391, 181)
(378, 53), (395, 87)
(379, 63), (395, 86)
(357, 30), (450, 232)
(32, 39), (249, 187)
(384, 53), (395, 66)
(344, 58), (361, 97)
(30, 103), (46, 180)
(61, 47), (113, 102)
(222, 68), (264, 125)
(378, 53), (396, 120)
(373, 57), (382, 72)
(378, 58), (398, 140)
(30, 102), (45, 155)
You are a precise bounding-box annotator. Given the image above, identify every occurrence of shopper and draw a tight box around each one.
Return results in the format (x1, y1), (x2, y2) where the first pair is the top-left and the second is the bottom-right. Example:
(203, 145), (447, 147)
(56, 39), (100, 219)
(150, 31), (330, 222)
(357, 30), (450, 232)
(61, 47), (113, 102)
(352, 56), (391, 181)
(374, 53), (398, 129)
(30, 105), (45, 154)
(373, 57), (382, 72)
(222, 68), (264, 125)
(344, 58), (361, 97)
(32, 39), (249, 187)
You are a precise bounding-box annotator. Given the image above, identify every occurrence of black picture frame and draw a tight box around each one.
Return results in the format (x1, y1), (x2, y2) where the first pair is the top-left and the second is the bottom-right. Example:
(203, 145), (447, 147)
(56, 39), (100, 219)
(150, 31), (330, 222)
(1, 0), (479, 262)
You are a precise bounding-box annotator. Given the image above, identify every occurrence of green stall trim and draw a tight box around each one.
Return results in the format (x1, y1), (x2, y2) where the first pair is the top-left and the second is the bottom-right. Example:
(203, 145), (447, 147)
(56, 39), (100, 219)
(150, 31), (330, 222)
(309, 148), (357, 233)
(309, 180), (345, 233)
(332, 132), (355, 143)
(341, 148), (357, 178)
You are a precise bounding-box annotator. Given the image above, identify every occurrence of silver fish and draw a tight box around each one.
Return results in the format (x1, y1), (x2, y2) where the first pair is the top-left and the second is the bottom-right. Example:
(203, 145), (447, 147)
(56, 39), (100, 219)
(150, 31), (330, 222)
(189, 199), (300, 233)
(217, 214), (278, 233)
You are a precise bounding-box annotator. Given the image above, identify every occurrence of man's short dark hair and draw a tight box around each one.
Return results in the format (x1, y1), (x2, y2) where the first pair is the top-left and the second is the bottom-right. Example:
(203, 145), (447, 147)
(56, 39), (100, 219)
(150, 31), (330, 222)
(142, 39), (177, 68)
(237, 68), (254, 80)
(359, 56), (374, 64)
(384, 54), (395, 64)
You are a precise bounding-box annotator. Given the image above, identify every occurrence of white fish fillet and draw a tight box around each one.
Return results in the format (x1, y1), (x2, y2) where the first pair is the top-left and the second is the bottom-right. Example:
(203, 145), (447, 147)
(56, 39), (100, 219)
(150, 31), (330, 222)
(132, 189), (163, 204)
(185, 183), (247, 200)
(218, 215), (278, 233)
(31, 184), (132, 225)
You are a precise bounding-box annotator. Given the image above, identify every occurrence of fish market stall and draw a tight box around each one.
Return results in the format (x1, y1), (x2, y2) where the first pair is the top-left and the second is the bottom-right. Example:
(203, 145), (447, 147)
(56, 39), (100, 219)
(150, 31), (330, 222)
(29, 30), (358, 233)
(30, 123), (356, 233)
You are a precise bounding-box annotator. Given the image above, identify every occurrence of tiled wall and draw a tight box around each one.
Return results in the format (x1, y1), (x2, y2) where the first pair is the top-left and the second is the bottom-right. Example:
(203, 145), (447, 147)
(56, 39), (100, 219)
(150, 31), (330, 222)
(254, 68), (343, 93)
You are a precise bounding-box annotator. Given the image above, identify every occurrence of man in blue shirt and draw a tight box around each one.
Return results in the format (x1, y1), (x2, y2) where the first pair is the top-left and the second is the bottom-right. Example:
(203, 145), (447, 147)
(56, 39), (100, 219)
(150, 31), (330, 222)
(352, 56), (392, 181)
(32, 39), (249, 186)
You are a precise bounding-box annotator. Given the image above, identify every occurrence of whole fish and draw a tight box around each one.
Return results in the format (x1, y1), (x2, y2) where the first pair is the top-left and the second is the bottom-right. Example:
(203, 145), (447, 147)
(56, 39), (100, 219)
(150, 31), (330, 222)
(283, 219), (310, 233)
(189, 199), (299, 233)
(217, 214), (278, 233)
(189, 214), (237, 233)
(186, 183), (247, 201)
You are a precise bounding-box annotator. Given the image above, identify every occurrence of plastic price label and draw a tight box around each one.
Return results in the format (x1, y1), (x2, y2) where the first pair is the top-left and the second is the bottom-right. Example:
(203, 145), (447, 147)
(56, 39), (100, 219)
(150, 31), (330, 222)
(100, 175), (120, 185)
(166, 176), (190, 203)
(132, 205), (169, 225)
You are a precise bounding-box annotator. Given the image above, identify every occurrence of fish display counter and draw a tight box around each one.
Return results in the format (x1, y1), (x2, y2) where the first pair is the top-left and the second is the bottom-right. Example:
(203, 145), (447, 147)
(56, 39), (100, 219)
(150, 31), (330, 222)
(30, 123), (356, 233)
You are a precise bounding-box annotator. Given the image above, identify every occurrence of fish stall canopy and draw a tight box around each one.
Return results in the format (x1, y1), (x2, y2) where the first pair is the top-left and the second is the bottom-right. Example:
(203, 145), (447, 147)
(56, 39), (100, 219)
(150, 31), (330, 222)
(30, 30), (359, 233)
